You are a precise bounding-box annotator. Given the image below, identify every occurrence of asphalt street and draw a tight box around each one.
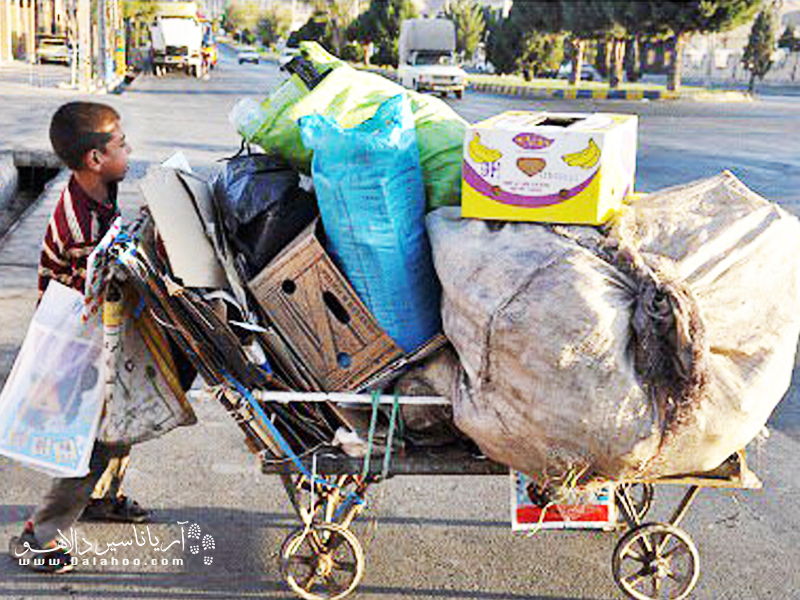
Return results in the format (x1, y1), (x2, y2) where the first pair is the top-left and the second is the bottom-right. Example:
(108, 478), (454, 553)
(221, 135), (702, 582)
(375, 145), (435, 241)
(0, 45), (800, 599)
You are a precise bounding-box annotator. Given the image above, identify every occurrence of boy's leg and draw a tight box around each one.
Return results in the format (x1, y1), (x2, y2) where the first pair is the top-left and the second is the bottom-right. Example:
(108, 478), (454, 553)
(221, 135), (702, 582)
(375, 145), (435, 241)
(27, 442), (128, 546)
(90, 452), (130, 500)
(81, 448), (149, 523)
(83, 338), (193, 522)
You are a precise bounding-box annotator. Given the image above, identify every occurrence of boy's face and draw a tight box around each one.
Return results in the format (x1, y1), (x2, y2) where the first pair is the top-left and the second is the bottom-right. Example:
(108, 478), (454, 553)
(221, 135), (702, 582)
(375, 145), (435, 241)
(90, 120), (131, 184)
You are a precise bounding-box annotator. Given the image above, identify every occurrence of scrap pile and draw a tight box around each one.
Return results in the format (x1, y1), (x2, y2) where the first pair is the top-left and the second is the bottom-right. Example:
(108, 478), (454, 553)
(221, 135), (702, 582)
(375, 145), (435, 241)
(102, 42), (800, 486)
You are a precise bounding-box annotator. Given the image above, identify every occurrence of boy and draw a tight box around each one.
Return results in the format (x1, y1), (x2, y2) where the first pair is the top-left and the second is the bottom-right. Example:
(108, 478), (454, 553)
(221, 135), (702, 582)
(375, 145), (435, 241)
(8, 102), (147, 574)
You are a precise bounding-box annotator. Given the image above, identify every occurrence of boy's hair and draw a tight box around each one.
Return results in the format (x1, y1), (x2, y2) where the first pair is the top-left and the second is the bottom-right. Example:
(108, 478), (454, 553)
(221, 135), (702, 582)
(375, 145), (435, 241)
(49, 102), (120, 170)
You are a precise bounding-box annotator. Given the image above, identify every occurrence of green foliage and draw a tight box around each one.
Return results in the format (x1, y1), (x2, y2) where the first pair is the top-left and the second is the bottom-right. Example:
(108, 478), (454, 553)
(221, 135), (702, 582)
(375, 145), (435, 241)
(778, 25), (799, 51)
(443, 0), (485, 58)
(294, 11), (333, 51)
(484, 3), (564, 78)
(123, 1), (159, 47)
(742, 5), (778, 91)
(257, 5), (292, 48)
(640, 0), (762, 92)
(484, 8), (516, 74)
(222, 1), (261, 36)
(519, 32), (565, 79)
(348, 0), (418, 66)
(647, 0), (762, 37)
(340, 41), (366, 62)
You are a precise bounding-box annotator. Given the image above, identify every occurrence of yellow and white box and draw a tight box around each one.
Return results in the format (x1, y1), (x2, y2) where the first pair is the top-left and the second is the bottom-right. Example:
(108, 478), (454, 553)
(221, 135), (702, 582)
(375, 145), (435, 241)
(461, 111), (637, 225)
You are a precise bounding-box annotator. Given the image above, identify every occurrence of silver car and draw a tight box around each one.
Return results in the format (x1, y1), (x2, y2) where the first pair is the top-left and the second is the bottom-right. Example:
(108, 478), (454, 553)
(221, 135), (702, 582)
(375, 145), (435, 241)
(237, 46), (260, 65)
(37, 36), (71, 65)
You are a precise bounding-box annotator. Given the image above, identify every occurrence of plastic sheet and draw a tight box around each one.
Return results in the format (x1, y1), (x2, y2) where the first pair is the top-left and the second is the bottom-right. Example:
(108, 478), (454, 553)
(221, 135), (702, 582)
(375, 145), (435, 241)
(0, 283), (104, 477)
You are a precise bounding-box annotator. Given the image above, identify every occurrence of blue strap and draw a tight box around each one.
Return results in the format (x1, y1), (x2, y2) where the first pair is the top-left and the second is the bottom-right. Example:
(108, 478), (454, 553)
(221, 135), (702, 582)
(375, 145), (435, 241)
(226, 375), (365, 508)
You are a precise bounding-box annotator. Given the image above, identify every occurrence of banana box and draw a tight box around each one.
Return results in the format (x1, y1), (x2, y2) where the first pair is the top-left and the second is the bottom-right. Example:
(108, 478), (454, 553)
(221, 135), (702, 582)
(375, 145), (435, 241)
(461, 111), (637, 225)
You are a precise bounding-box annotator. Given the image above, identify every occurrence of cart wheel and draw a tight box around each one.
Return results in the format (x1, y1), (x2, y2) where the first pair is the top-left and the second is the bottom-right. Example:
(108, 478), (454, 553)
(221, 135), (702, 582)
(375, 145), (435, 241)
(612, 523), (699, 600)
(281, 522), (365, 600)
(617, 483), (655, 523)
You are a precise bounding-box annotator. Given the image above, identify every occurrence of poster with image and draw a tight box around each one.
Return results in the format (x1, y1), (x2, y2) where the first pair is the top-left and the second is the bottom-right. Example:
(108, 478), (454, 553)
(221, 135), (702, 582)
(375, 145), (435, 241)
(511, 470), (617, 531)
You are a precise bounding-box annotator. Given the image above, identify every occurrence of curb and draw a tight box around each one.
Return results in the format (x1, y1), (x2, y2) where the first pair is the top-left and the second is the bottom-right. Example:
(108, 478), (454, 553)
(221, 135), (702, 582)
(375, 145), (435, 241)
(0, 153), (19, 213)
(469, 82), (753, 102)
(469, 82), (678, 101)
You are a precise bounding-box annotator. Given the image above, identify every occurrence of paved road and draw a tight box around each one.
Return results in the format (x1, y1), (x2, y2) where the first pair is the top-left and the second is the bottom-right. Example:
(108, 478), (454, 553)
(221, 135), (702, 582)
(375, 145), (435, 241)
(1, 45), (800, 599)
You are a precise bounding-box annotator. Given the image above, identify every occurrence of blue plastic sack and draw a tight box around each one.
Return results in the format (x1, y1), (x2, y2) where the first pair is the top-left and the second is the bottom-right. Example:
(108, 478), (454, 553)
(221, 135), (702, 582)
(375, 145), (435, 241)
(299, 94), (441, 352)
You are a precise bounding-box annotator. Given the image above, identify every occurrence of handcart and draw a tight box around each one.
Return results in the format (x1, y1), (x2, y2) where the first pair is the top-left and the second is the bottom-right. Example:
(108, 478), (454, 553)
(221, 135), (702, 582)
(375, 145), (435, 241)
(104, 209), (763, 600)
(218, 385), (762, 600)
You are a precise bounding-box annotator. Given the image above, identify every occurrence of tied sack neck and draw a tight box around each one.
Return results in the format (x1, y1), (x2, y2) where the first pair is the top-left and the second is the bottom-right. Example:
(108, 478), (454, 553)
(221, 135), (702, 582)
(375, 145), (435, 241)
(615, 243), (710, 432)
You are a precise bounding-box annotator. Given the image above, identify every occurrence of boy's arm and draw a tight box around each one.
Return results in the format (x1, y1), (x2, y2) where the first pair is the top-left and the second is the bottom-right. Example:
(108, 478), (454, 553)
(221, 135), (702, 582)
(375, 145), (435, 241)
(37, 204), (81, 299)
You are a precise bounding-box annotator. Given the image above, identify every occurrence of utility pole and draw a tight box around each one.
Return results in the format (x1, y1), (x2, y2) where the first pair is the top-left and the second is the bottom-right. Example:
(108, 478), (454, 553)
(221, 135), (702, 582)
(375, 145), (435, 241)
(77, 0), (91, 89)
(96, 0), (106, 86)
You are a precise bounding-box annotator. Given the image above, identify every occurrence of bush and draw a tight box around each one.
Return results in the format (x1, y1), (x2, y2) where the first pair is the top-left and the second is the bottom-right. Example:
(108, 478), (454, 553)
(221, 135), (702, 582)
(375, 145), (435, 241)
(341, 42), (366, 63)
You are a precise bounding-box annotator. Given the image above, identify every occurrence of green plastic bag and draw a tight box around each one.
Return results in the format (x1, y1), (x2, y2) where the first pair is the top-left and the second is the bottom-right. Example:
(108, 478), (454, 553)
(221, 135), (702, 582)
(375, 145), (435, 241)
(237, 42), (467, 211)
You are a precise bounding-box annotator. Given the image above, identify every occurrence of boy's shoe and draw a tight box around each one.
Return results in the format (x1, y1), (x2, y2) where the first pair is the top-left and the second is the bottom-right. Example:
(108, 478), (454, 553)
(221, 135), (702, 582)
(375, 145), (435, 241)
(79, 495), (150, 524)
(9, 526), (74, 574)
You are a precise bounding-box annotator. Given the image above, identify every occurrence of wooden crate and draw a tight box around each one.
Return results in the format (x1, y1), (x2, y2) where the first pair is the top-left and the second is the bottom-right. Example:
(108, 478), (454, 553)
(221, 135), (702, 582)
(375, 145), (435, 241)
(249, 221), (403, 391)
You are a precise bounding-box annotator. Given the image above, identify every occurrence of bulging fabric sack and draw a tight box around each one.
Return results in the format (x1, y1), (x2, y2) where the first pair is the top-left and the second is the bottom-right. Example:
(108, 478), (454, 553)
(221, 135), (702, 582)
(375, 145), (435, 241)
(232, 42), (467, 211)
(428, 172), (800, 482)
(0, 282), (104, 477)
(300, 94), (441, 353)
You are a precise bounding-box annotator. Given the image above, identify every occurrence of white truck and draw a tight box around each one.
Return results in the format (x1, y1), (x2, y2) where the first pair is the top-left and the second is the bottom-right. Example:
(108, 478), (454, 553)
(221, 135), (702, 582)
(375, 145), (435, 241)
(150, 16), (204, 77)
(398, 18), (467, 99)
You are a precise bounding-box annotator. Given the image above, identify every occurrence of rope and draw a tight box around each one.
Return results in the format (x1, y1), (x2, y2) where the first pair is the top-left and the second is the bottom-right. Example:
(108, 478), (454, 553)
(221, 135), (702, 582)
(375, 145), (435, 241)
(361, 389), (381, 480)
(380, 391), (401, 480)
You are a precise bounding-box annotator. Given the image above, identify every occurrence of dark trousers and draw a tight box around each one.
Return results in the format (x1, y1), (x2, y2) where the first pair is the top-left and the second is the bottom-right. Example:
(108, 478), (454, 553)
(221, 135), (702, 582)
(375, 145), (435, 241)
(33, 340), (196, 545)
(31, 442), (131, 545)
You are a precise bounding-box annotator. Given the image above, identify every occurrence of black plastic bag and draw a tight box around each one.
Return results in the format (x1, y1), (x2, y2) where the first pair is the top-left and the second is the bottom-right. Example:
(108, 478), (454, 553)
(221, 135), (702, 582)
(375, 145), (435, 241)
(214, 152), (318, 277)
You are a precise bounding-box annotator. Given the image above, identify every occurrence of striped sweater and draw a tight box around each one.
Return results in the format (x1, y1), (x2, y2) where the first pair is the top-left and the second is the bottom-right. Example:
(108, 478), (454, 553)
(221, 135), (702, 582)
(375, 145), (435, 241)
(38, 176), (119, 299)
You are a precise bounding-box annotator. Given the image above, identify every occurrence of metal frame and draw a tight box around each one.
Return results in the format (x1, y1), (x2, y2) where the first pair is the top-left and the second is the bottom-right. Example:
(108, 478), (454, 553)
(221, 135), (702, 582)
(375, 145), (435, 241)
(220, 386), (761, 600)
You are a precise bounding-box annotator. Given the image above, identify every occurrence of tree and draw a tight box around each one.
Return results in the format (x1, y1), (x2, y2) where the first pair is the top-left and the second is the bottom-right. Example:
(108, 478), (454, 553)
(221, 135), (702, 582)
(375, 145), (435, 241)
(742, 4), (778, 93)
(646, 1), (762, 92)
(778, 25), (799, 51)
(123, 1), (158, 48)
(519, 32), (565, 80)
(294, 10), (334, 51)
(222, 1), (261, 39)
(443, 0), (485, 60)
(313, 0), (361, 57)
(484, 7), (516, 74)
(257, 4), (293, 48)
(504, 1), (611, 86)
(493, 1), (564, 78)
(348, 0), (418, 67)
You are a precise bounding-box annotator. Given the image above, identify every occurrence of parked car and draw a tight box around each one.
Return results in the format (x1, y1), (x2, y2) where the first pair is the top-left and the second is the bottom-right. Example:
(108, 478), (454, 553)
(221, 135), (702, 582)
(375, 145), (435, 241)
(36, 35), (71, 65)
(237, 46), (260, 65)
(556, 63), (603, 81)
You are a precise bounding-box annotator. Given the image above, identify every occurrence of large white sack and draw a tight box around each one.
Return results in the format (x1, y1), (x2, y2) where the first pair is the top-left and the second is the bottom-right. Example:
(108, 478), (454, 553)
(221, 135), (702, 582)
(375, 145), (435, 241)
(428, 172), (800, 481)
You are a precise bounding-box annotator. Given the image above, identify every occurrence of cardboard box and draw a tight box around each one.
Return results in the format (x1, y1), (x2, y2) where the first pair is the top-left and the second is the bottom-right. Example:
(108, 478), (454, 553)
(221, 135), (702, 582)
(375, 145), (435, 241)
(511, 471), (617, 531)
(249, 221), (403, 391)
(462, 111), (637, 225)
(139, 167), (228, 288)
